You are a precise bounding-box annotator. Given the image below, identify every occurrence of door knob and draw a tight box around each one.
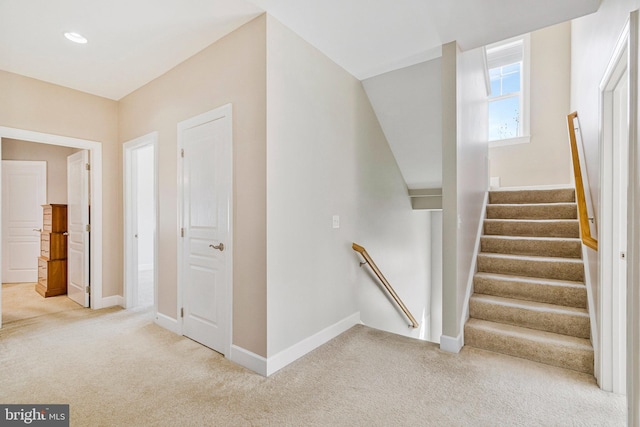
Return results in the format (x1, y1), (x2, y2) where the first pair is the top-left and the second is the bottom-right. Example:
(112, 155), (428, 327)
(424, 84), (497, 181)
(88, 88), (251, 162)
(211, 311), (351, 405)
(209, 243), (225, 252)
(33, 228), (42, 232)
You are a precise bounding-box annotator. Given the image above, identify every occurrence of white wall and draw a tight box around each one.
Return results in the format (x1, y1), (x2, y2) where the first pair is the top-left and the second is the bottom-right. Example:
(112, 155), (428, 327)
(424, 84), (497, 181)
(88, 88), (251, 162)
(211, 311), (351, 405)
(490, 22), (572, 187)
(571, 0), (637, 370)
(441, 41), (489, 348)
(571, 0), (640, 417)
(456, 46), (489, 318)
(362, 59), (443, 189)
(572, 0), (639, 216)
(266, 16), (432, 356)
(135, 145), (154, 268)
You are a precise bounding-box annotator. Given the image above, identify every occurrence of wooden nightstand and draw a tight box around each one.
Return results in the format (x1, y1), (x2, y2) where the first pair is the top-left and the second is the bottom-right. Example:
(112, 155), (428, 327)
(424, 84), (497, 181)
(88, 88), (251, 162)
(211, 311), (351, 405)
(35, 204), (68, 297)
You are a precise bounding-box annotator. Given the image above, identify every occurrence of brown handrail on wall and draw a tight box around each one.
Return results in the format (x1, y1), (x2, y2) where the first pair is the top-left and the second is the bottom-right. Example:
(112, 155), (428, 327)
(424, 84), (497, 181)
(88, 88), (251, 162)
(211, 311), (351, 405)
(567, 111), (598, 251)
(352, 243), (419, 328)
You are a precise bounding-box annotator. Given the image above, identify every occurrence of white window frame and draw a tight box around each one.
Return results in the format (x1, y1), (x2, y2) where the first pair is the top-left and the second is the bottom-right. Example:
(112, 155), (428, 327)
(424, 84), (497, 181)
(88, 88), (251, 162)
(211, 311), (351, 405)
(485, 34), (531, 147)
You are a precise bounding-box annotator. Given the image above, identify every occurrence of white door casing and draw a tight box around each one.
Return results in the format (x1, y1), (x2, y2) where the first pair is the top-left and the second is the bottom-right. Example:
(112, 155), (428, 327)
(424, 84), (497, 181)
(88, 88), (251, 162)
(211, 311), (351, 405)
(124, 132), (158, 311)
(612, 67), (629, 394)
(67, 150), (90, 307)
(178, 104), (233, 356)
(599, 19), (630, 394)
(1, 161), (46, 283)
(0, 128), (103, 331)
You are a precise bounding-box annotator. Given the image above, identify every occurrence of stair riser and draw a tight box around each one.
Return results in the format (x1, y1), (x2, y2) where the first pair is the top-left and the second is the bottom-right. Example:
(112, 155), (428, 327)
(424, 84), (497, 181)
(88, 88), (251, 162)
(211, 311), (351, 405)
(474, 276), (587, 309)
(484, 220), (579, 238)
(464, 324), (593, 374)
(489, 189), (576, 204)
(486, 204), (577, 220)
(481, 237), (582, 258)
(477, 255), (584, 282)
(469, 298), (590, 338)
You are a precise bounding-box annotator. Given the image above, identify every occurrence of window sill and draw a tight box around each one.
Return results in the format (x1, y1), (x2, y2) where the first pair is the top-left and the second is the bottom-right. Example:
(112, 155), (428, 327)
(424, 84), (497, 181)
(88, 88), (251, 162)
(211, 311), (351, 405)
(489, 135), (530, 148)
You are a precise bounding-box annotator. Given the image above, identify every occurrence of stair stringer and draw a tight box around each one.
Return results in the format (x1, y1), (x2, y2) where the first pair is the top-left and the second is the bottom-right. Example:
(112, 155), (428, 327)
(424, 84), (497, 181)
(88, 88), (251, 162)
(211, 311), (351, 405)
(460, 191), (489, 349)
(581, 243), (600, 382)
(440, 191), (489, 353)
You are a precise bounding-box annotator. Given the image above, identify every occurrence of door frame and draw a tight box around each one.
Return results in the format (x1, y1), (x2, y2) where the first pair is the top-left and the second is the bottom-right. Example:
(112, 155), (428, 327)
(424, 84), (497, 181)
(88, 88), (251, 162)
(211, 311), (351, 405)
(0, 127), (103, 325)
(123, 132), (158, 312)
(176, 104), (233, 357)
(599, 18), (629, 394)
(627, 9), (640, 425)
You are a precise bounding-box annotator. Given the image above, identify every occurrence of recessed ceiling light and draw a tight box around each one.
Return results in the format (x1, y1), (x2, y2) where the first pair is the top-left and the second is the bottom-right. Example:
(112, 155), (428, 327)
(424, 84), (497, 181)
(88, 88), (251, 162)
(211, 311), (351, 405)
(64, 32), (88, 44)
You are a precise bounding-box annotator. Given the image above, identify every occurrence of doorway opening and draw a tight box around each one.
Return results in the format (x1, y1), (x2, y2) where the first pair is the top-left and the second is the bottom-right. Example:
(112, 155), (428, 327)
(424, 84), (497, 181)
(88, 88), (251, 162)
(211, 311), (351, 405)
(0, 127), (103, 328)
(124, 132), (158, 312)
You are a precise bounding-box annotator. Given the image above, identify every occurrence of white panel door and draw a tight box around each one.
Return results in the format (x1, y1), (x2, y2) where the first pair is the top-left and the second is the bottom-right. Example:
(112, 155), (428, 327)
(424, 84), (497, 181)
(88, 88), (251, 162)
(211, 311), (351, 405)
(1, 161), (46, 283)
(179, 105), (232, 355)
(67, 150), (90, 307)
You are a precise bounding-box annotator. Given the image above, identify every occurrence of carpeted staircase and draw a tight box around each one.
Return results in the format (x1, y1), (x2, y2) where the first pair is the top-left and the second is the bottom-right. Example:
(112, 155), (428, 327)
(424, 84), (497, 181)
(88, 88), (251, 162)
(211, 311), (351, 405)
(464, 188), (594, 374)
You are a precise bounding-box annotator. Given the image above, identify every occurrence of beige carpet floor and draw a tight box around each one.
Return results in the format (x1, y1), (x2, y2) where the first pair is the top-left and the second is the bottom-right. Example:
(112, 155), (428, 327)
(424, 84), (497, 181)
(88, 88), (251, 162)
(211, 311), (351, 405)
(0, 301), (626, 426)
(2, 282), (81, 324)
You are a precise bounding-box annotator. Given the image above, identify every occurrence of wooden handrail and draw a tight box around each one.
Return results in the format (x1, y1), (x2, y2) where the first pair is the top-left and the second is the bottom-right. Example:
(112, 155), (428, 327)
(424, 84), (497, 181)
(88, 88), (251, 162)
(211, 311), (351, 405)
(567, 112), (598, 251)
(352, 243), (419, 328)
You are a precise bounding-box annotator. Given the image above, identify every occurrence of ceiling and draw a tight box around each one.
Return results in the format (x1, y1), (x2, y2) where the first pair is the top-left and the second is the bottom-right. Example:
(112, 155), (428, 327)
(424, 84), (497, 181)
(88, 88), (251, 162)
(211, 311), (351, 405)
(0, 0), (600, 101)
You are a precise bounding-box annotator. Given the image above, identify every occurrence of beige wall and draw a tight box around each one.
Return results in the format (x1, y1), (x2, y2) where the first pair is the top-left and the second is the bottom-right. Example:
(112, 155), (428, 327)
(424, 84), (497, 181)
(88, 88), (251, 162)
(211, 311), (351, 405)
(266, 16), (432, 355)
(489, 22), (572, 188)
(0, 70), (121, 298)
(118, 15), (267, 356)
(2, 138), (79, 204)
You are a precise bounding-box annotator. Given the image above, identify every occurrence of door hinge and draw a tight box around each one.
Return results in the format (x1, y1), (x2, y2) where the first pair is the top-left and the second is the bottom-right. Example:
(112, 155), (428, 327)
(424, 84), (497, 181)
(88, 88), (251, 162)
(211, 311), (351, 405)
(180, 307), (184, 318)
(86, 285), (91, 294)
(181, 149), (184, 158)
(181, 227), (184, 237)
(85, 163), (91, 171)
(86, 224), (91, 232)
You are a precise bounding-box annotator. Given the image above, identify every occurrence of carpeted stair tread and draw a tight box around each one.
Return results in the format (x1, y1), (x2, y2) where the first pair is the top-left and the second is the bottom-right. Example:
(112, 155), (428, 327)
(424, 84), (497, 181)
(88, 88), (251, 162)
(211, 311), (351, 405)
(474, 272), (587, 308)
(469, 294), (590, 338)
(486, 203), (578, 220)
(464, 318), (593, 374)
(464, 186), (594, 374)
(477, 252), (585, 281)
(484, 219), (580, 238)
(489, 188), (575, 204)
(480, 235), (582, 258)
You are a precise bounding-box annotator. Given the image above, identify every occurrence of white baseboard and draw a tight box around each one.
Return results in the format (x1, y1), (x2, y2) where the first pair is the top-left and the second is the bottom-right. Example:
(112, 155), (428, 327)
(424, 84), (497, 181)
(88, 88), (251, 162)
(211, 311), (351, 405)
(229, 345), (267, 376)
(229, 312), (361, 377)
(100, 295), (124, 308)
(495, 183), (574, 191)
(440, 333), (463, 353)
(265, 312), (361, 376)
(154, 312), (179, 334)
